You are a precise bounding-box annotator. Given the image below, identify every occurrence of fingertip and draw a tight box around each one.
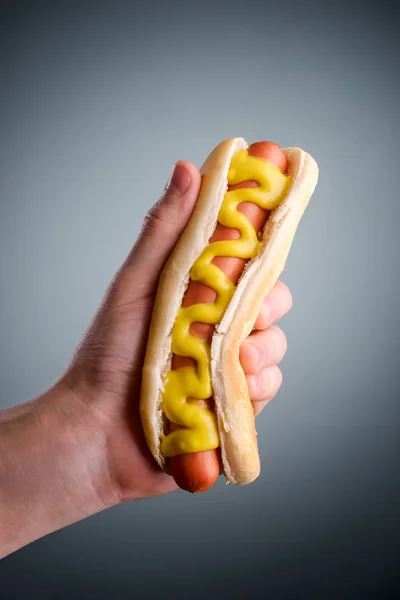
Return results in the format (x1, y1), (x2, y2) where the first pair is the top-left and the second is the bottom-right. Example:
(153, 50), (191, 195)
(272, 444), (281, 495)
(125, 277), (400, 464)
(269, 365), (283, 397)
(176, 160), (202, 196)
(269, 325), (288, 360)
(167, 161), (192, 196)
(275, 280), (293, 312)
(253, 367), (282, 416)
(155, 160), (202, 227)
(274, 365), (283, 390)
(255, 298), (276, 330)
(253, 399), (269, 417)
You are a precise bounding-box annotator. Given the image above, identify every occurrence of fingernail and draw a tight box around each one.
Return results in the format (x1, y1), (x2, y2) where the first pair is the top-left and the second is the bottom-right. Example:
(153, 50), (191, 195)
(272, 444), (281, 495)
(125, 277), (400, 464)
(168, 162), (191, 195)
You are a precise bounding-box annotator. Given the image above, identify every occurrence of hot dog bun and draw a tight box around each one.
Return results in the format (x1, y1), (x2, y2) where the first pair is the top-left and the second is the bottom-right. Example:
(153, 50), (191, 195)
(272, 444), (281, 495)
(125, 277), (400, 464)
(140, 138), (319, 485)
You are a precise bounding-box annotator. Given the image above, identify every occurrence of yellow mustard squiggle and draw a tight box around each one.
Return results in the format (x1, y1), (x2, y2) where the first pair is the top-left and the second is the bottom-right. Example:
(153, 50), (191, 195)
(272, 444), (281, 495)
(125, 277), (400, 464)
(161, 149), (290, 457)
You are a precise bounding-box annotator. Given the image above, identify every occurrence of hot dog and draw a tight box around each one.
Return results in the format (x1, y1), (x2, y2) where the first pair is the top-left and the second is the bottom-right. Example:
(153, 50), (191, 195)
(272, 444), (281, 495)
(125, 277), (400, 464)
(169, 142), (288, 493)
(140, 138), (319, 493)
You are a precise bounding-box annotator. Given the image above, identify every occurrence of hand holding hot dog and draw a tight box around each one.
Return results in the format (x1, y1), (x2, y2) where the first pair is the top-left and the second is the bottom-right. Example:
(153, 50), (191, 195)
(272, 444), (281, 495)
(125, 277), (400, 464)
(0, 139), (312, 557)
(63, 144), (293, 500)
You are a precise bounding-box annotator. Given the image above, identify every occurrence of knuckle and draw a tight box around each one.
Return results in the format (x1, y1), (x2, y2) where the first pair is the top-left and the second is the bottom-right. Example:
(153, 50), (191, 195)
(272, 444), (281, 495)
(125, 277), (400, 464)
(142, 202), (173, 235)
(256, 337), (270, 367)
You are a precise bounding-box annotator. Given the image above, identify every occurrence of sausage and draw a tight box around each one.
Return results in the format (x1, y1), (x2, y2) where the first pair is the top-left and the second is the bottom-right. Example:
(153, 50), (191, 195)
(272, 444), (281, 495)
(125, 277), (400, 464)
(169, 142), (288, 493)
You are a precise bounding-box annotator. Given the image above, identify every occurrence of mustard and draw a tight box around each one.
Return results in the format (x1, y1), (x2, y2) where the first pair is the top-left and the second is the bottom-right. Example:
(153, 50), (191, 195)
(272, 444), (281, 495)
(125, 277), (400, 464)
(161, 149), (290, 457)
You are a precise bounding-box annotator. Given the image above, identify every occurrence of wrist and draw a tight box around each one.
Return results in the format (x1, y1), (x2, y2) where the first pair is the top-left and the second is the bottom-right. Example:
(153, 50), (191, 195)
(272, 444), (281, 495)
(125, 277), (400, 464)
(0, 383), (120, 557)
(39, 381), (121, 509)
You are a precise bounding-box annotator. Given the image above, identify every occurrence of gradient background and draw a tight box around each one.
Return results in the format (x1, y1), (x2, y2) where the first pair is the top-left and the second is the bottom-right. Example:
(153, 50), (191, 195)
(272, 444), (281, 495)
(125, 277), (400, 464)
(1, 0), (399, 598)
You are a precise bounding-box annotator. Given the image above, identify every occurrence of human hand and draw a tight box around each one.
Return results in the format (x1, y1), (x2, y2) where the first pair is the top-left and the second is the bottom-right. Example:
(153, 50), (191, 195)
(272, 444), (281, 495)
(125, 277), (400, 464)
(60, 160), (292, 502)
(0, 160), (292, 557)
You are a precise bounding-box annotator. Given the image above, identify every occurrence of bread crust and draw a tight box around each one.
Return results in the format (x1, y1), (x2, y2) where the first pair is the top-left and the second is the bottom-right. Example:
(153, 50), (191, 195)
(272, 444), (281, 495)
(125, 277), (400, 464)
(139, 138), (319, 483)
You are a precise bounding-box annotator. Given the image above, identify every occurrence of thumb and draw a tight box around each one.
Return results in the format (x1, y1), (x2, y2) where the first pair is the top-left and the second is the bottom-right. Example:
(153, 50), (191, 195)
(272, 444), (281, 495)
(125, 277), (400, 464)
(123, 160), (202, 296)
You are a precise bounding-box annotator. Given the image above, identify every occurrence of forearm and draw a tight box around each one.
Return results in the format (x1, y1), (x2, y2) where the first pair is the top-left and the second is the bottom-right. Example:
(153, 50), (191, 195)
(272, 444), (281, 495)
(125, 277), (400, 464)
(0, 384), (118, 558)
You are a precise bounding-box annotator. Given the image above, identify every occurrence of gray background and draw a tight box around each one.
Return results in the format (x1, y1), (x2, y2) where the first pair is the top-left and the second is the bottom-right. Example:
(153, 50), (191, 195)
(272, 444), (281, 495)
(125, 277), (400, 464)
(1, 0), (399, 598)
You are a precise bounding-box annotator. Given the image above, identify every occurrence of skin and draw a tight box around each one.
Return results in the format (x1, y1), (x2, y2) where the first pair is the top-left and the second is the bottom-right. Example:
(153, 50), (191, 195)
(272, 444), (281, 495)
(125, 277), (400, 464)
(170, 142), (288, 493)
(0, 150), (292, 558)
